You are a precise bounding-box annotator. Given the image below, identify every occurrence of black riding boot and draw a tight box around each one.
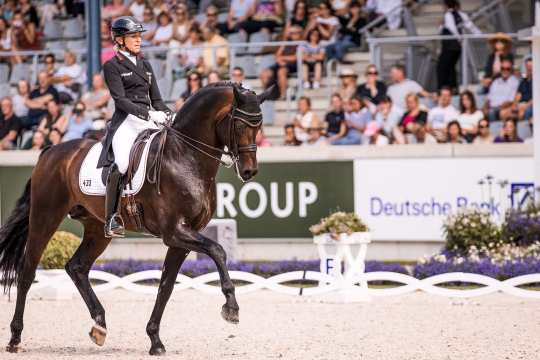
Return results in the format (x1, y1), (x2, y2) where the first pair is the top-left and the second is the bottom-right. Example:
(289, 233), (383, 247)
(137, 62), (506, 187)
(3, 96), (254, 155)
(104, 164), (125, 238)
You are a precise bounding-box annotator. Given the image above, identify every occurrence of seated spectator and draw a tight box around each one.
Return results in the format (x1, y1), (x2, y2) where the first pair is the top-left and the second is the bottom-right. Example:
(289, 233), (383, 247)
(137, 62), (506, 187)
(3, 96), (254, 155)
(331, 0), (352, 17)
(456, 90), (483, 142)
(494, 118), (523, 143)
(30, 130), (45, 150)
(357, 64), (387, 106)
(52, 50), (86, 104)
(128, 0), (146, 22)
(231, 66), (249, 89)
(337, 68), (358, 102)
(150, 0), (169, 16)
(261, 26), (302, 98)
(374, 95), (402, 138)
(393, 93), (428, 144)
(102, 0), (128, 20)
(364, 121), (389, 146)
(301, 29), (325, 89)
(414, 124), (437, 144)
(12, 79), (30, 120)
(20, 0), (39, 28)
(484, 57), (519, 122)
(1, 0), (16, 22)
(256, 128), (272, 147)
(202, 25), (229, 75)
(219, 0), (257, 34)
(0, 17), (12, 57)
(286, 0), (308, 30)
(24, 71), (59, 129)
(37, 100), (68, 137)
(514, 58), (532, 121)
(207, 70), (221, 84)
(10, 10), (40, 63)
(293, 96), (320, 143)
(178, 24), (204, 74)
(324, 94), (347, 143)
(63, 102), (93, 142)
(387, 64), (430, 111)
(101, 19), (116, 63)
(283, 123), (302, 146)
(472, 118), (493, 144)
(482, 33), (513, 92)
(48, 128), (62, 146)
(366, 0), (402, 30)
(0, 97), (21, 150)
(305, 1), (339, 43)
(81, 74), (111, 120)
(181, 70), (203, 101)
(170, 4), (192, 45)
(43, 53), (57, 78)
(427, 86), (459, 142)
(151, 12), (174, 46)
(332, 95), (371, 145)
(203, 5), (220, 30)
(446, 120), (465, 144)
(326, 1), (366, 63)
(302, 119), (327, 146)
(141, 8), (157, 47)
(238, 0), (284, 35)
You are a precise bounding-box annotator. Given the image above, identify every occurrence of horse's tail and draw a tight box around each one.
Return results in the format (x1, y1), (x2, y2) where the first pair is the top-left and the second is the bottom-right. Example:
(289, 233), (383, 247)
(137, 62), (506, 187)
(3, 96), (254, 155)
(0, 179), (31, 294)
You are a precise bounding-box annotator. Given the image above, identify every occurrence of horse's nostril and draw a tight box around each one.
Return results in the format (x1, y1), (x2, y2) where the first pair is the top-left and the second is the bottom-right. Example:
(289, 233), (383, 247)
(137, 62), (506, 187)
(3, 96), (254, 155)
(242, 169), (258, 179)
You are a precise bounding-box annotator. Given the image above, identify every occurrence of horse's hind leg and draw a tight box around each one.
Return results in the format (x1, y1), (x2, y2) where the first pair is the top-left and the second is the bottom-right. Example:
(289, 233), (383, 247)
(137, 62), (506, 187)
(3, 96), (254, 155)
(65, 217), (111, 347)
(7, 203), (71, 352)
(146, 247), (189, 356)
(165, 226), (239, 324)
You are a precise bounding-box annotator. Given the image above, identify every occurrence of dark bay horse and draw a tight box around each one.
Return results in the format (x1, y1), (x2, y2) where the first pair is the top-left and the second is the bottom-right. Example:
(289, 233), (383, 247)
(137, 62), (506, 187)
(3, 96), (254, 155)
(0, 82), (278, 355)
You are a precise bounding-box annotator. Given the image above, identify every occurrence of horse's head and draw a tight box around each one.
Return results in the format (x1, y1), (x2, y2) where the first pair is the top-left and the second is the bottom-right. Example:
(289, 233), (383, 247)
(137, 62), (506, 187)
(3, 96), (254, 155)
(225, 84), (279, 181)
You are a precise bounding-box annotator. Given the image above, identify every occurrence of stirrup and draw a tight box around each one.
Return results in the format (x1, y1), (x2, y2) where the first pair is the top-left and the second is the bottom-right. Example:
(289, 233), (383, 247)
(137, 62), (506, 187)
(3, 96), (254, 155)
(104, 214), (125, 238)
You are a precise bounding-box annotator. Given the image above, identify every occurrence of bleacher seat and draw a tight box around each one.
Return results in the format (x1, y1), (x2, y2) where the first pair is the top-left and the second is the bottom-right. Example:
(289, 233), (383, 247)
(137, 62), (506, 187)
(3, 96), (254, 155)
(234, 56), (257, 78)
(0, 63), (9, 84)
(227, 32), (248, 54)
(149, 58), (165, 79)
(0, 83), (11, 98)
(43, 20), (63, 39)
(66, 39), (86, 50)
(261, 101), (275, 125)
(45, 40), (66, 51)
(248, 31), (271, 54)
(9, 63), (31, 84)
(194, 13), (206, 25)
(170, 79), (187, 99)
(158, 78), (172, 100)
(258, 54), (275, 71)
(518, 120), (532, 140)
(218, 13), (228, 23)
(63, 17), (85, 38)
(490, 121), (503, 138)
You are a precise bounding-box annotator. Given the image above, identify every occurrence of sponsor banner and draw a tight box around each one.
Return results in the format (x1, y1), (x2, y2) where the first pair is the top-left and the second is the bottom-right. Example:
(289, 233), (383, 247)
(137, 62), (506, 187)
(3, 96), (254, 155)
(216, 161), (355, 238)
(354, 158), (534, 241)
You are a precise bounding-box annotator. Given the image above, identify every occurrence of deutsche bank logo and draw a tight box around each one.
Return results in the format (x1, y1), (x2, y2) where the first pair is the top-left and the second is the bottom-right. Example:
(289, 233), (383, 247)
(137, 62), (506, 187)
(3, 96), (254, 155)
(510, 182), (535, 208)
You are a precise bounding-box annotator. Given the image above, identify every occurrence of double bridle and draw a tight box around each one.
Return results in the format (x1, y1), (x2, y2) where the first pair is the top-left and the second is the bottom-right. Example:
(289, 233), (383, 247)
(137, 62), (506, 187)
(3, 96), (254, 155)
(148, 99), (263, 192)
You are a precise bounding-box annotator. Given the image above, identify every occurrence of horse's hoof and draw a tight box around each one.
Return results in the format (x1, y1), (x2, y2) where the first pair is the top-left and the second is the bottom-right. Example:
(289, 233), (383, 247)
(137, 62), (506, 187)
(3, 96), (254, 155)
(221, 305), (239, 324)
(89, 324), (107, 347)
(149, 345), (166, 356)
(5, 344), (22, 353)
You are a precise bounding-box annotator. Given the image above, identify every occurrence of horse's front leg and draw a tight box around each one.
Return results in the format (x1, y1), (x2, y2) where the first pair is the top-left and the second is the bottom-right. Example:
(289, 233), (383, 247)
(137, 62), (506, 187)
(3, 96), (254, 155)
(146, 247), (190, 356)
(165, 226), (239, 324)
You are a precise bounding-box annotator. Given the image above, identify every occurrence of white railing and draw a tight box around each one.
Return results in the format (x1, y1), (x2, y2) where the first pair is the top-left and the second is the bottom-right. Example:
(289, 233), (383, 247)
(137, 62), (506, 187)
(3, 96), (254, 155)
(5, 269), (539, 299)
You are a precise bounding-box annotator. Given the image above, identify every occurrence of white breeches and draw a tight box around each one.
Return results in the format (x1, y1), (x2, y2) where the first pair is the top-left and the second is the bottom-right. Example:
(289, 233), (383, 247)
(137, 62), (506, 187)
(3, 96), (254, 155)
(112, 114), (158, 174)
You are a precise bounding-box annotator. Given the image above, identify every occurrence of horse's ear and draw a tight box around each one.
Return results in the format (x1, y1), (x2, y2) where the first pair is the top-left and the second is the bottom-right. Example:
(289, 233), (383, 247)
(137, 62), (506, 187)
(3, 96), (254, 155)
(256, 84), (280, 104)
(232, 85), (244, 105)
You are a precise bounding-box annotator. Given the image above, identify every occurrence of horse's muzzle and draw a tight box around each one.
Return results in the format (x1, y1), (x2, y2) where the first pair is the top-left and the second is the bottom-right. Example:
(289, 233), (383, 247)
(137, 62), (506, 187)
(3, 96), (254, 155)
(240, 168), (258, 181)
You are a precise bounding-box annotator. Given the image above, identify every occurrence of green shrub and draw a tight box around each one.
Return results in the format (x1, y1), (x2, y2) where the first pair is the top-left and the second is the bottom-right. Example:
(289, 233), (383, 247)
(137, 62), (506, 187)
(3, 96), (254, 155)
(443, 208), (502, 252)
(40, 231), (81, 269)
(309, 211), (369, 237)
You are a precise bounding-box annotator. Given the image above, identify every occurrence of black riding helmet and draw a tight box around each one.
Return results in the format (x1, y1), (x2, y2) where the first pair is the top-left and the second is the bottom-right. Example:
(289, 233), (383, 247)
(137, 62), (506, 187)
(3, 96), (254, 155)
(111, 16), (146, 43)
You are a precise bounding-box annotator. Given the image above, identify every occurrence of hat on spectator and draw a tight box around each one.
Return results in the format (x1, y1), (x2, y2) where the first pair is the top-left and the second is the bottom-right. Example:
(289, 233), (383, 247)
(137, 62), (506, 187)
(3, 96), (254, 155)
(364, 121), (380, 137)
(488, 32), (512, 46)
(339, 68), (358, 78)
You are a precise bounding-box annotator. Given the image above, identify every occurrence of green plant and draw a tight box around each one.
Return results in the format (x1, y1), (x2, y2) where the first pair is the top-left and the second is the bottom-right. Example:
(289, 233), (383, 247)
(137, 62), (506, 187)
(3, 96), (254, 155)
(309, 211), (369, 237)
(40, 231), (81, 269)
(442, 208), (502, 252)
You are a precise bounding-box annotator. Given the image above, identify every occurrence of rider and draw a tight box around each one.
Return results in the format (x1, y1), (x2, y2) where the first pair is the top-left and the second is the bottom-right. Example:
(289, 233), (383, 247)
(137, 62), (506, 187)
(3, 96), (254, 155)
(98, 16), (172, 238)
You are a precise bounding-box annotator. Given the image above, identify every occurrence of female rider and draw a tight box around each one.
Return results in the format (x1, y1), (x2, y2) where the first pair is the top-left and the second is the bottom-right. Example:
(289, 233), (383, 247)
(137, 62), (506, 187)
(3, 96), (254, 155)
(98, 16), (172, 238)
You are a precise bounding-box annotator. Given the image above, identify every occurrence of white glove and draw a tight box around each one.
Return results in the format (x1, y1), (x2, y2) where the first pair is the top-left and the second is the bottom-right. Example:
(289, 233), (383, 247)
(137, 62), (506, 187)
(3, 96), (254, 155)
(149, 110), (168, 125)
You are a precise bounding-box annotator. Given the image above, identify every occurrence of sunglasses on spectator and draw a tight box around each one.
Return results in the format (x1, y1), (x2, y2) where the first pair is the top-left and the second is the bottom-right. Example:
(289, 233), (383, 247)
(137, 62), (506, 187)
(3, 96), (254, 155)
(501, 67), (512, 71)
(232, 72), (243, 77)
(478, 124), (488, 129)
(367, 71), (378, 75)
(189, 77), (200, 82)
(45, 60), (54, 64)
(207, 12), (218, 16)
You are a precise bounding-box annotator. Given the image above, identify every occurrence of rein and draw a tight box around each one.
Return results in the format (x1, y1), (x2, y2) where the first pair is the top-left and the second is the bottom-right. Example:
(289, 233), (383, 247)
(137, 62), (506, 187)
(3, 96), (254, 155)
(147, 101), (263, 194)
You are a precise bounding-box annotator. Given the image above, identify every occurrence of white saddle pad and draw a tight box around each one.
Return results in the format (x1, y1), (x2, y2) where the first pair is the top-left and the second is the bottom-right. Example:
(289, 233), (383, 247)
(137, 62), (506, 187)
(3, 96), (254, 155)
(79, 132), (159, 196)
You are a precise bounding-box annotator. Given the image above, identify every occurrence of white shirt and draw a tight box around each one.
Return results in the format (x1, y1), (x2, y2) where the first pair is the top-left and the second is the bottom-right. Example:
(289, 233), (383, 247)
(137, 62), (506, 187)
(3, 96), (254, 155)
(129, 2), (146, 22)
(153, 24), (173, 43)
(12, 94), (28, 117)
(457, 110), (483, 131)
(442, 10), (481, 36)
(366, 0), (402, 30)
(427, 104), (459, 130)
(387, 79), (424, 110)
(375, 106), (403, 134)
(488, 75), (520, 108)
(119, 50), (137, 65)
(294, 111), (317, 142)
(55, 63), (86, 96)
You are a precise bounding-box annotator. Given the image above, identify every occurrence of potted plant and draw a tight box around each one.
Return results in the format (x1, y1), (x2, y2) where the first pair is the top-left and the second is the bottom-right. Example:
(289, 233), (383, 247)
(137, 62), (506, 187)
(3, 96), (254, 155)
(310, 211), (371, 244)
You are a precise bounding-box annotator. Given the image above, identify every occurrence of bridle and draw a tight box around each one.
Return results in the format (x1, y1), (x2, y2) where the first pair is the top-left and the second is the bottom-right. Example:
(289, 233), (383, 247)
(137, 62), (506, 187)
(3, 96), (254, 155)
(148, 96), (263, 191)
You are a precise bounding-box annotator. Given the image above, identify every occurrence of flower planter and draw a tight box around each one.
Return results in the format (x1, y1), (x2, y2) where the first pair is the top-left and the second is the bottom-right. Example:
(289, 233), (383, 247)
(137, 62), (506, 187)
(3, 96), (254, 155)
(313, 232), (371, 302)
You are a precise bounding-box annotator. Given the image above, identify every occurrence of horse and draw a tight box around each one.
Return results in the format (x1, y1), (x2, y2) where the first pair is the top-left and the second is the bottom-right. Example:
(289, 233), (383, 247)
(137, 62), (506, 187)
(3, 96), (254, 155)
(0, 81), (278, 355)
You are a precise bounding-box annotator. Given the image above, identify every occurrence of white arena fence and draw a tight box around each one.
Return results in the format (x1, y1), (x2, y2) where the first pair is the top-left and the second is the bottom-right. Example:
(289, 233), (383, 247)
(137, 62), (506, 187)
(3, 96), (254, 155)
(2, 270), (540, 299)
